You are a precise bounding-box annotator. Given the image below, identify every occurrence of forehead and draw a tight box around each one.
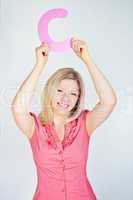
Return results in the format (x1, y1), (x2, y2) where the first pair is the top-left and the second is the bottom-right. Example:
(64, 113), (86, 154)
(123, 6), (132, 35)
(58, 79), (79, 90)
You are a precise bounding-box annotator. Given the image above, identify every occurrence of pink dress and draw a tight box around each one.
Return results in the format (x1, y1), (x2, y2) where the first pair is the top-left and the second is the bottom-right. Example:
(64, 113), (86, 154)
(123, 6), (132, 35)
(28, 109), (97, 200)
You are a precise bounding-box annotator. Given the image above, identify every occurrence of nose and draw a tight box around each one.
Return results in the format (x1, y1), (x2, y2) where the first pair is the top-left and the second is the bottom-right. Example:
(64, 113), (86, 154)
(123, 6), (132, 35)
(61, 93), (69, 102)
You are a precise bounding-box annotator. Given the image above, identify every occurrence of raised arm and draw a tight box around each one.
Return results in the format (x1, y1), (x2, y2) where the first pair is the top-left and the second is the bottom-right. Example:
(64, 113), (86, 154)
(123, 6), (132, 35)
(71, 37), (117, 136)
(11, 43), (49, 138)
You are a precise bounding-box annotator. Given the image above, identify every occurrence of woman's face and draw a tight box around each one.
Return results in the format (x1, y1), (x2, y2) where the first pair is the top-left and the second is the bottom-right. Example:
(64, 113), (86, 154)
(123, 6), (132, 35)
(51, 79), (80, 117)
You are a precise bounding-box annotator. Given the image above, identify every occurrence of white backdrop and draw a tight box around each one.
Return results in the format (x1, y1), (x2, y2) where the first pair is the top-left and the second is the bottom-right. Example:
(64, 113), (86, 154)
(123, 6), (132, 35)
(0, 0), (133, 199)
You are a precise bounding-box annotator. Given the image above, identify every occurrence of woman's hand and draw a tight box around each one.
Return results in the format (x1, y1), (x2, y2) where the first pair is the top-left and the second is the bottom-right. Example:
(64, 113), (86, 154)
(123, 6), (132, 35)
(35, 42), (49, 67)
(71, 37), (91, 62)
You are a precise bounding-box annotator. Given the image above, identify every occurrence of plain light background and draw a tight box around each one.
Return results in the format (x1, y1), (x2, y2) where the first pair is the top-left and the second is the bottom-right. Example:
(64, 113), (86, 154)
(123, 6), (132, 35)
(0, 0), (133, 199)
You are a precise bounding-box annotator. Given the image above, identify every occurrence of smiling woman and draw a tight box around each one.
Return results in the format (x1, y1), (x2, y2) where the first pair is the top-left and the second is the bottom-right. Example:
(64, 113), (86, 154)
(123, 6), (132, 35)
(11, 39), (117, 200)
(55, 85), (79, 110)
(38, 67), (85, 126)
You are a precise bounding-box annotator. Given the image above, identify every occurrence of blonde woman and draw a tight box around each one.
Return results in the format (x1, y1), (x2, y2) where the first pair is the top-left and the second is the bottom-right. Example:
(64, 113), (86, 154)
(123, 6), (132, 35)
(11, 38), (117, 200)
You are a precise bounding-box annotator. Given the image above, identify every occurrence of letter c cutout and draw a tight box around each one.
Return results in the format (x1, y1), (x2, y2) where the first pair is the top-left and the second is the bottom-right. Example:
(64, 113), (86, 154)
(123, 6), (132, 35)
(38, 8), (72, 52)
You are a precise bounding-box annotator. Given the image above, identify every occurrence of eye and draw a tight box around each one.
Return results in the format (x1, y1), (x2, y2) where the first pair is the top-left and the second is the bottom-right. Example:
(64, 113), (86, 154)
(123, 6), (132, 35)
(71, 93), (77, 96)
(57, 89), (62, 92)
(57, 89), (77, 96)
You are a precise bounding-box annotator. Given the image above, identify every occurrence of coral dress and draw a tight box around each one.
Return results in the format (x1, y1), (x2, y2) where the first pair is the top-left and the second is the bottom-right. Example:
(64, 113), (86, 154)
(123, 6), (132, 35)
(28, 109), (97, 200)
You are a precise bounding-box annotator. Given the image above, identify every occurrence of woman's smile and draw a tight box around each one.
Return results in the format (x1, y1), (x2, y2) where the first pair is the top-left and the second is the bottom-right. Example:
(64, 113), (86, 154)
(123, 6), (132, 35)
(57, 102), (70, 109)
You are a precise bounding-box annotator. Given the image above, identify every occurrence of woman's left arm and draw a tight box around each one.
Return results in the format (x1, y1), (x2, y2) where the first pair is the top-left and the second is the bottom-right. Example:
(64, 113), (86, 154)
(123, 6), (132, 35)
(71, 38), (117, 136)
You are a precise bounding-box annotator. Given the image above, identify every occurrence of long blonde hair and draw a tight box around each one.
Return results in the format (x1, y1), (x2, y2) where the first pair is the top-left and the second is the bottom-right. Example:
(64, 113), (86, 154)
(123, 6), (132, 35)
(38, 67), (85, 126)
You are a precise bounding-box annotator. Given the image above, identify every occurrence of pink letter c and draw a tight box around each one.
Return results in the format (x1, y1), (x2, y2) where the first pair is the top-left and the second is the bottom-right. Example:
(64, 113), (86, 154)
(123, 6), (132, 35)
(38, 8), (71, 52)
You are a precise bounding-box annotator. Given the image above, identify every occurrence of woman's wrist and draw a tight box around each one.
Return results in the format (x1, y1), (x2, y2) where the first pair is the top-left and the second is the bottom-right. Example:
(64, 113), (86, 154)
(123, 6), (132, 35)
(34, 62), (45, 69)
(82, 54), (94, 65)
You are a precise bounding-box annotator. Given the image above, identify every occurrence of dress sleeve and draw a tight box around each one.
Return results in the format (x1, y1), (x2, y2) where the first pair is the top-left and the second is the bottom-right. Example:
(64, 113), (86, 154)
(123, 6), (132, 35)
(28, 112), (42, 145)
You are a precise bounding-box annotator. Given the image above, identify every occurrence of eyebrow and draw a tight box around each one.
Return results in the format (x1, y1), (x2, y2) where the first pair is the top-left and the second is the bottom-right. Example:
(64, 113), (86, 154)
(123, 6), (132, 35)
(58, 88), (79, 92)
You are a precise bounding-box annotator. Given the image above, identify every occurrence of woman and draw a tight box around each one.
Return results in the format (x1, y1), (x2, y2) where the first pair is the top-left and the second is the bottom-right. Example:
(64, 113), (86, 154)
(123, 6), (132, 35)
(11, 38), (117, 200)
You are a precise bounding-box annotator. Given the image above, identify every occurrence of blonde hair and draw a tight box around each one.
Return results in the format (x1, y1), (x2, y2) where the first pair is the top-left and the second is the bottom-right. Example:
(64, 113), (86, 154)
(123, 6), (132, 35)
(38, 67), (85, 126)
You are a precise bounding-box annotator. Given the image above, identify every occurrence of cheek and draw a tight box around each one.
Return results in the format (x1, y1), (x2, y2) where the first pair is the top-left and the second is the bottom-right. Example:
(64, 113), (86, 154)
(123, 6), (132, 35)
(54, 94), (61, 102)
(52, 94), (61, 106)
(70, 96), (79, 105)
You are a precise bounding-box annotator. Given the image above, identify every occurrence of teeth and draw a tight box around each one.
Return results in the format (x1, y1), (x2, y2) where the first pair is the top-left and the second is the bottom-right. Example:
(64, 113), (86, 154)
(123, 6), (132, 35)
(58, 102), (69, 108)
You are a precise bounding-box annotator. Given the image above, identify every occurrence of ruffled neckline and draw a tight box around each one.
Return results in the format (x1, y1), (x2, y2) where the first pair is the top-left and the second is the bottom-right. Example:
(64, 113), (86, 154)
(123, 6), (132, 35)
(43, 110), (85, 151)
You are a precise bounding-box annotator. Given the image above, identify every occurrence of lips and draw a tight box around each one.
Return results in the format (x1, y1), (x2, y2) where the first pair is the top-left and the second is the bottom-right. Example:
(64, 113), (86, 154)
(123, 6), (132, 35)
(57, 102), (69, 108)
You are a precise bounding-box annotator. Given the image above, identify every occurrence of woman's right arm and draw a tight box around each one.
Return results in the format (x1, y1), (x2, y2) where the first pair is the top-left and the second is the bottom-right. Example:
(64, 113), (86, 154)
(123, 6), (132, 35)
(11, 43), (49, 138)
